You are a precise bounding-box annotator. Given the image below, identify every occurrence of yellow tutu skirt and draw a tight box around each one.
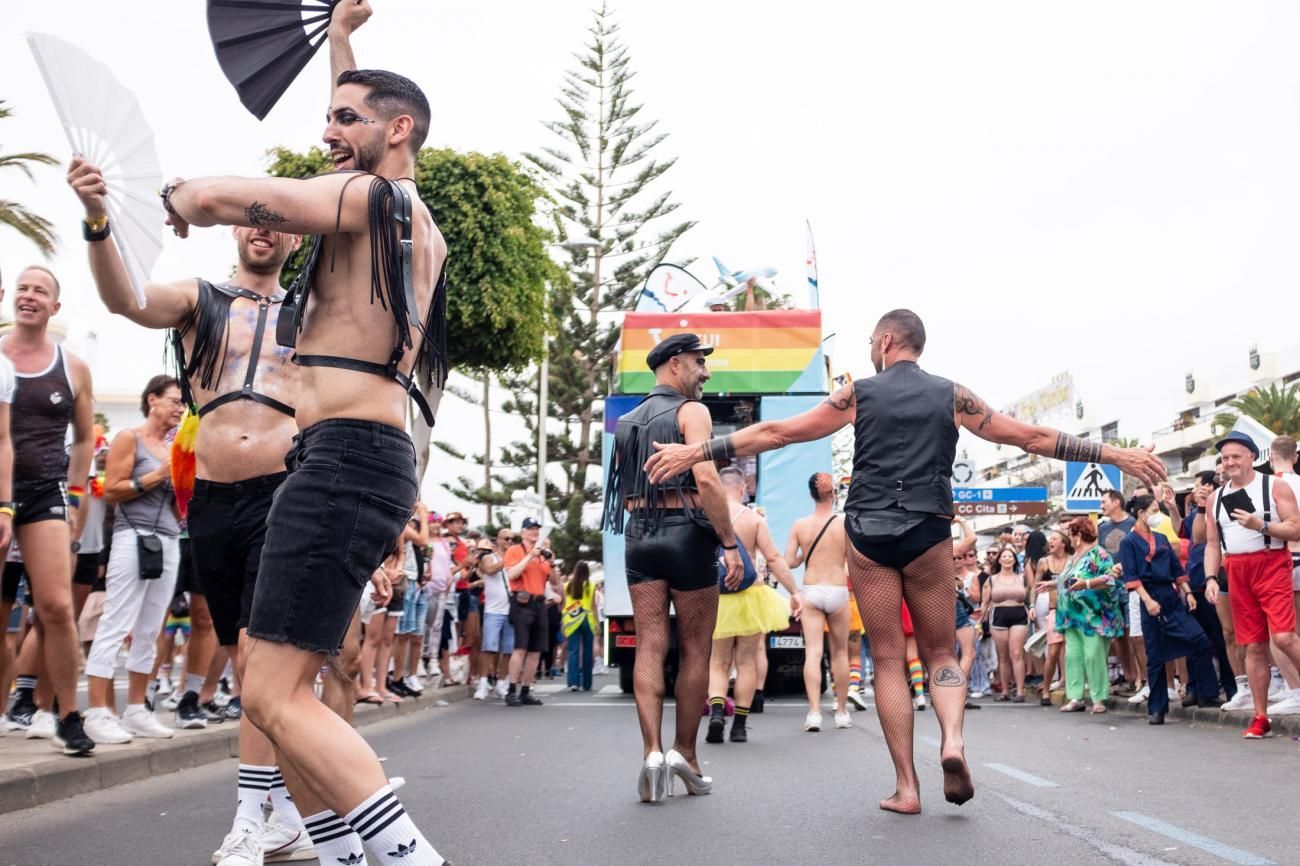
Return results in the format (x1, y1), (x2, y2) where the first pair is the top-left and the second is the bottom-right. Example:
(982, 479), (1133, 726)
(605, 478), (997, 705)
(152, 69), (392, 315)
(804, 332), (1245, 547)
(714, 584), (791, 640)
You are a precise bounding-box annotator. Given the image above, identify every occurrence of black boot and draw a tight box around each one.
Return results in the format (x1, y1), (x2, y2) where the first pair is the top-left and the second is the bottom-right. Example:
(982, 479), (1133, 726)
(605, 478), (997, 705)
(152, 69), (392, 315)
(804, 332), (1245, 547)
(729, 711), (749, 743)
(705, 702), (726, 743)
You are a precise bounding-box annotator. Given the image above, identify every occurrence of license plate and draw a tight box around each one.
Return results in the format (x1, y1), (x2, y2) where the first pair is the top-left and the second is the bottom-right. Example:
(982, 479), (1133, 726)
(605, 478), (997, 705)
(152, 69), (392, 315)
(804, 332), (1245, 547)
(615, 635), (637, 648)
(770, 635), (804, 649)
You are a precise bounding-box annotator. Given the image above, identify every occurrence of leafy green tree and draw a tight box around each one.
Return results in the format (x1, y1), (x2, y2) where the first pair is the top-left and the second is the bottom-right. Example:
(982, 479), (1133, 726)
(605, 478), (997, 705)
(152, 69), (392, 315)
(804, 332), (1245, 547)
(0, 102), (58, 256)
(1227, 383), (1300, 436)
(506, 2), (695, 563)
(265, 146), (554, 501)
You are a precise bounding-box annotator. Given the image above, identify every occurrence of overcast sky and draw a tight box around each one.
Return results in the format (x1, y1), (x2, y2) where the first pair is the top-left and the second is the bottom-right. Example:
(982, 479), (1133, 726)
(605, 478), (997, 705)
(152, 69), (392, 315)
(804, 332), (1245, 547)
(4, 1), (1299, 514)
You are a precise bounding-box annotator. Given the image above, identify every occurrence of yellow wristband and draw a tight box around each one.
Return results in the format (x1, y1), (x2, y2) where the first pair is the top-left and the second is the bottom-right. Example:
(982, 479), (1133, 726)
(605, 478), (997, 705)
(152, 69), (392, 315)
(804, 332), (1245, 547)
(0, 507), (14, 518)
(84, 214), (109, 232)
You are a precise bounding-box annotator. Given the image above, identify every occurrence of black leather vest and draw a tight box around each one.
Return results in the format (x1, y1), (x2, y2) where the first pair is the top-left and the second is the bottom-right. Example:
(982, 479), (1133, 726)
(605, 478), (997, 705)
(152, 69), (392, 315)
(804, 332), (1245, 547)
(843, 362), (957, 519)
(602, 385), (702, 536)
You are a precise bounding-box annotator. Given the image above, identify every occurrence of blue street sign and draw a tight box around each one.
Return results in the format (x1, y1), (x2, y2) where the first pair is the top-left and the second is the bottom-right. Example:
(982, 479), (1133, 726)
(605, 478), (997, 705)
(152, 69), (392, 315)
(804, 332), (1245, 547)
(953, 487), (1048, 503)
(1064, 461), (1122, 511)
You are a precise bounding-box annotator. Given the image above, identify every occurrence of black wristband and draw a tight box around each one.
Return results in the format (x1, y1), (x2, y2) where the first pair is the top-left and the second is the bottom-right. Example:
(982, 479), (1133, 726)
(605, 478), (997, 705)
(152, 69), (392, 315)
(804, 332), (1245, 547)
(1197, 506), (1206, 514)
(82, 219), (111, 242)
(721, 543), (737, 550)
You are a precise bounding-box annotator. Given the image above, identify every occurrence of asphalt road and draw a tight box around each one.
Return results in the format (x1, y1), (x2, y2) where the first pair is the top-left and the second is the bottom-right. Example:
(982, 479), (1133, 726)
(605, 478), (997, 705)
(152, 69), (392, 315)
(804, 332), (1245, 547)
(2, 673), (1297, 866)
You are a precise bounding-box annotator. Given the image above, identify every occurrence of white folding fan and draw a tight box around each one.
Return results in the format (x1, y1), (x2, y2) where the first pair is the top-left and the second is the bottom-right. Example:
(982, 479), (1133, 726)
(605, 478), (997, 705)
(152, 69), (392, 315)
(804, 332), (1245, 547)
(27, 32), (164, 309)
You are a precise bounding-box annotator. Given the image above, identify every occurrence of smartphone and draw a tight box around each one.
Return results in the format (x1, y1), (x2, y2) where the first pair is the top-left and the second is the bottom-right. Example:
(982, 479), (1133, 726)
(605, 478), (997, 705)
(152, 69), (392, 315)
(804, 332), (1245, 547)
(1220, 488), (1255, 515)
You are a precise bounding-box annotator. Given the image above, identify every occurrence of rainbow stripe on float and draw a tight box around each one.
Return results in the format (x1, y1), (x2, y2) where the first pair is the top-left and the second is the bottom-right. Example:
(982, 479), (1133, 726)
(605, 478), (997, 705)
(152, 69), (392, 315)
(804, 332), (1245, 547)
(616, 310), (827, 395)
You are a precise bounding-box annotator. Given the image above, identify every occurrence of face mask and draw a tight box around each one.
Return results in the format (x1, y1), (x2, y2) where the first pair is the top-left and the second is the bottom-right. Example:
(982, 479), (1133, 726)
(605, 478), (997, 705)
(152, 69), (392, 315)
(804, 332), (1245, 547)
(1146, 515), (1163, 529)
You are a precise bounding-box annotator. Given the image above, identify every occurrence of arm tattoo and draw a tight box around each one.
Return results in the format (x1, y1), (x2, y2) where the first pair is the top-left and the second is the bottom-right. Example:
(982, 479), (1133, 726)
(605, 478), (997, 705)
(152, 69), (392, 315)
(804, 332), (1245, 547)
(953, 384), (994, 431)
(823, 383), (854, 411)
(1053, 433), (1103, 463)
(245, 201), (288, 228)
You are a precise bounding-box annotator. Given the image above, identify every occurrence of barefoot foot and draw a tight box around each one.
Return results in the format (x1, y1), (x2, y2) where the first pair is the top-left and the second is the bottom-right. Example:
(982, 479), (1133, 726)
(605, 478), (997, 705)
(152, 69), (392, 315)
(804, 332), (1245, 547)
(879, 790), (922, 814)
(941, 755), (975, 805)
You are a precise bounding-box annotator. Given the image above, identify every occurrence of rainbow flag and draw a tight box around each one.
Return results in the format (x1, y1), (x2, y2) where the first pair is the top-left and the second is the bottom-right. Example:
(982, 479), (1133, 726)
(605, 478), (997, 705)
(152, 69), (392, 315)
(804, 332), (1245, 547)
(617, 310), (826, 395)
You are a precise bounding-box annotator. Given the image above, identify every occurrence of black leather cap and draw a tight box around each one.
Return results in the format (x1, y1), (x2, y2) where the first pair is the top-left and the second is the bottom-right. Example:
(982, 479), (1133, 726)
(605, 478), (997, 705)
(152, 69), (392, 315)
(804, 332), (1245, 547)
(646, 333), (714, 370)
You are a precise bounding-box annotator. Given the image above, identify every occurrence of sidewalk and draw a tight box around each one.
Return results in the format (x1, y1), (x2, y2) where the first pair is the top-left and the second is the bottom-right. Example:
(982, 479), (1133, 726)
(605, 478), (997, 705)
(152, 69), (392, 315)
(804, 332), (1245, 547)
(0, 683), (469, 816)
(1034, 682), (1300, 737)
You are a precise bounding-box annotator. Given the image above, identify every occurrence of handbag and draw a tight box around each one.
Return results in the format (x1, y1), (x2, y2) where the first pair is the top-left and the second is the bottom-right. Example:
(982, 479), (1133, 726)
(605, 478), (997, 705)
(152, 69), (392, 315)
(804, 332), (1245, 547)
(716, 541), (758, 594)
(119, 475), (168, 581)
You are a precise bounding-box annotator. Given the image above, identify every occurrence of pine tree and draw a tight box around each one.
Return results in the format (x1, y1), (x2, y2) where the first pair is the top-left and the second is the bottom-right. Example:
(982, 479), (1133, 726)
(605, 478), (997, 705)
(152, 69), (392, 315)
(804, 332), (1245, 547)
(512, 2), (696, 564)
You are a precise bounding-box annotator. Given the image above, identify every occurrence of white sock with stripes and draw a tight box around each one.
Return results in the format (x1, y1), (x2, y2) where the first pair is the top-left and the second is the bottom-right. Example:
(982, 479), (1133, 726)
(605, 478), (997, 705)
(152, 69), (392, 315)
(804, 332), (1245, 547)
(268, 768), (306, 831)
(304, 810), (368, 865)
(344, 785), (442, 865)
(234, 764), (273, 834)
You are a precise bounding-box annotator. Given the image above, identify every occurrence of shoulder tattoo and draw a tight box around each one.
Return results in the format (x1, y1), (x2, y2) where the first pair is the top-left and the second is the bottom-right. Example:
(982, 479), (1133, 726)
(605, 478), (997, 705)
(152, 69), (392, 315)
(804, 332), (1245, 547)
(953, 384), (993, 431)
(245, 201), (288, 228)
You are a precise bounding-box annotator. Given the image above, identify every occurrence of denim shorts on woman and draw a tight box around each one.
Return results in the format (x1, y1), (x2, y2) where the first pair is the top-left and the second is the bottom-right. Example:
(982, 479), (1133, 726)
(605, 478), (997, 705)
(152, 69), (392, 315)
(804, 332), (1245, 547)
(247, 420), (418, 655)
(397, 580), (428, 635)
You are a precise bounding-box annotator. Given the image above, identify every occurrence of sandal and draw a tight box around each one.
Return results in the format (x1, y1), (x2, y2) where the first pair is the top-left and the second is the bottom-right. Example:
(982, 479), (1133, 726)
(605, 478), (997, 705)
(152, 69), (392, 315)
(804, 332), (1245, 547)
(356, 693), (383, 705)
(1013, 694), (1025, 703)
(1090, 704), (1107, 714)
(1060, 700), (1086, 712)
(1040, 697), (1053, 706)
(994, 693), (1010, 702)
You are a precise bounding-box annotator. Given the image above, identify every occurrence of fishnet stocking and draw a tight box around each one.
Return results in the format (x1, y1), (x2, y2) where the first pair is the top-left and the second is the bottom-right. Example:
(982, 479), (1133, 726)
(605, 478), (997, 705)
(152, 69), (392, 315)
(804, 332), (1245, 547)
(849, 539), (973, 812)
(629, 582), (719, 771)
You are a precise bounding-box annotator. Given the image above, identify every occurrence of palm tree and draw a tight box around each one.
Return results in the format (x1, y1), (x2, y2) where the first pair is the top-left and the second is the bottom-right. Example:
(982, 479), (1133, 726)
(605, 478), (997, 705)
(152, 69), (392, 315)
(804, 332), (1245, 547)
(0, 101), (58, 256)
(1224, 383), (1300, 436)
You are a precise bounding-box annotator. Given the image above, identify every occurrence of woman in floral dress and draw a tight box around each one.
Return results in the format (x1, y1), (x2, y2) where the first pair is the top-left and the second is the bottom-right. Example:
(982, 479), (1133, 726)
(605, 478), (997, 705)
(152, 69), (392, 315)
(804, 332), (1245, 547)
(1057, 516), (1126, 713)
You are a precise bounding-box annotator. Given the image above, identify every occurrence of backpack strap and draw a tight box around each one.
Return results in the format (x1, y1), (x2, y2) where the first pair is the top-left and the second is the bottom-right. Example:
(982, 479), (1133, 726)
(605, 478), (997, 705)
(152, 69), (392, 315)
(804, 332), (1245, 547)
(804, 515), (839, 567)
(1213, 486), (1228, 552)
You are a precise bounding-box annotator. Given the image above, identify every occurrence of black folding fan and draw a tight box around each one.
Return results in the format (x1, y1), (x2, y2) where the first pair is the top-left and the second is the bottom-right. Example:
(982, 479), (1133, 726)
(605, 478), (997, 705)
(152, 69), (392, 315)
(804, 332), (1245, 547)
(207, 0), (341, 120)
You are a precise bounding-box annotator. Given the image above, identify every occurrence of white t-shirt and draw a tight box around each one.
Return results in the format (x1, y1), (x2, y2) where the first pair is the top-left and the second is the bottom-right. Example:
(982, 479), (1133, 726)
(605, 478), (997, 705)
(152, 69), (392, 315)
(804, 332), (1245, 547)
(1213, 471), (1285, 555)
(427, 540), (452, 594)
(482, 561), (511, 616)
(0, 354), (14, 403)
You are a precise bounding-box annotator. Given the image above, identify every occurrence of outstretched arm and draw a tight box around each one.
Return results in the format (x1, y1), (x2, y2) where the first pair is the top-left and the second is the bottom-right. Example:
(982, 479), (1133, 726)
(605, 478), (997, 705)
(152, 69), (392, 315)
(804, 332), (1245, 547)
(952, 383), (1167, 486)
(328, 0), (370, 86)
(679, 402), (743, 589)
(164, 172), (375, 238)
(646, 381), (855, 484)
(67, 157), (197, 326)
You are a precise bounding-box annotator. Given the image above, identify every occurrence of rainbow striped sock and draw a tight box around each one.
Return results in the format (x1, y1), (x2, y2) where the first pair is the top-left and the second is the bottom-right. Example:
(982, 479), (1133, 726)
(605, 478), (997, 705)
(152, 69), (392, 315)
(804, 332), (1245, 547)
(849, 664), (862, 689)
(908, 659), (924, 696)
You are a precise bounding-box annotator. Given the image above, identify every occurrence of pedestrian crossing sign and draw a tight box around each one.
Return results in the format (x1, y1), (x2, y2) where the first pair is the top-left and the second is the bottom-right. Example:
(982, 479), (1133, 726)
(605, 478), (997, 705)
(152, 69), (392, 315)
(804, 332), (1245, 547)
(1064, 461), (1122, 511)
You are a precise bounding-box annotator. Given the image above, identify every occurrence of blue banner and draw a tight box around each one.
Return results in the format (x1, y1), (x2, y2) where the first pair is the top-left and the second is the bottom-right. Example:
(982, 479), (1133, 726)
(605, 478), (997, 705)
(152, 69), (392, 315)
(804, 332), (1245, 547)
(953, 487), (1048, 503)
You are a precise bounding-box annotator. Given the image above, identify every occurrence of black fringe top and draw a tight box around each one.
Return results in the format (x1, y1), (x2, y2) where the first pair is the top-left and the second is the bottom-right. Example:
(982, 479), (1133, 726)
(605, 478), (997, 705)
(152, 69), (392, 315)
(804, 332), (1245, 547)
(602, 385), (705, 537)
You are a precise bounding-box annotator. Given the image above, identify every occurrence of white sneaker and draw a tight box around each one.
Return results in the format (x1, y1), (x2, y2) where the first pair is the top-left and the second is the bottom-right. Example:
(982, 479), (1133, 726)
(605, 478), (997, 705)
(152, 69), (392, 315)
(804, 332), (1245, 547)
(83, 713), (133, 745)
(216, 828), (263, 866)
(494, 680), (510, 699)
(121, 706), (174, 739)
(847, 688), (869, 711)
(803, 711), (822, 731)
(1167, 687), (1181, 702)
(1222, 687), (1254, 712)
(156, 676), (173, 696)
(968, 689), (984, 699)
(163, 691), (183, 711)
(404, 676), (424, 694)
(861, 685), (875, 698)
(1127, 685), (1150, 705)
(260, 813), (314, 863)
(913, 694), (927, 711)
(473, 680), (490, 701)
(24, 709), (56, 739)
(1266, 690), (1300, 716)
(834, 711), (852, 729)
(1269, 673), (1287, 700)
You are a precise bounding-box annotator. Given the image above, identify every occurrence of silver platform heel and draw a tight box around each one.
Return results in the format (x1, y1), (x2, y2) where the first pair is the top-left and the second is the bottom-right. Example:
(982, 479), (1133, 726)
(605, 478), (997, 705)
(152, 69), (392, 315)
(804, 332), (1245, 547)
(665, 748), (713, 796)
(638, 751), (668, 802)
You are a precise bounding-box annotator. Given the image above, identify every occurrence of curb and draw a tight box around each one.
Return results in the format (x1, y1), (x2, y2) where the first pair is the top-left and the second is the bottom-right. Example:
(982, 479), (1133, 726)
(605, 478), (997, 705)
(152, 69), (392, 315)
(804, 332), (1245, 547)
(1030, 683), (1300, 737)
(0, 684), (469, 816)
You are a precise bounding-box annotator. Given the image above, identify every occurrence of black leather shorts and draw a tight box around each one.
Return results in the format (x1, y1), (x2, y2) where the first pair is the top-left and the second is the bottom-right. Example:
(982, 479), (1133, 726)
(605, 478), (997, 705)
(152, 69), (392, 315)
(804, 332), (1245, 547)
(625, 511), (717, 593)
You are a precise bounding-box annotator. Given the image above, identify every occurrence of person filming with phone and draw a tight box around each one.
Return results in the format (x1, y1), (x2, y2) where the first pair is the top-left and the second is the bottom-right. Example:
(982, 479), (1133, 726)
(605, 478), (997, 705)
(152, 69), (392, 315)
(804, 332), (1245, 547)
(502, 518), (560, 706)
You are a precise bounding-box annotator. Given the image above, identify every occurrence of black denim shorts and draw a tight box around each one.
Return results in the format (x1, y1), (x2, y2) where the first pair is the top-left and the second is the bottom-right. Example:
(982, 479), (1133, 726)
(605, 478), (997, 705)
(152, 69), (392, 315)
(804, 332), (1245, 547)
(625, 511), (717, 593)
(247, 420), (418, 654)
(188, 473), (285, 647)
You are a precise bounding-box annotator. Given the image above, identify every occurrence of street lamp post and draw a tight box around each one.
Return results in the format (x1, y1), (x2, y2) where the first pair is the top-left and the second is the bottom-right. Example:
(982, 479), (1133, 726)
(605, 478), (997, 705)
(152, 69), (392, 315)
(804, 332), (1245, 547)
(538, 234), (602, 522)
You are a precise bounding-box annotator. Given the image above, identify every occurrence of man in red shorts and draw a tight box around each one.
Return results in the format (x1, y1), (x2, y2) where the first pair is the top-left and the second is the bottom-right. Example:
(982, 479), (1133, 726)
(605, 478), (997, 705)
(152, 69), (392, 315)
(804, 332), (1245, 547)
(1205, 431), (1300, 738)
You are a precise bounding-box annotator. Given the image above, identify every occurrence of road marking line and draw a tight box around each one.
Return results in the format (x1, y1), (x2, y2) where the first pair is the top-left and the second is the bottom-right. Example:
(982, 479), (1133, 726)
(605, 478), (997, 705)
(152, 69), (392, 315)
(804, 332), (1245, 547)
(995, 793), (1177, 866)
(597, 685), (623, 696)
(1111, 812), (1275, 866)
(983, 763), (1058, 788)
